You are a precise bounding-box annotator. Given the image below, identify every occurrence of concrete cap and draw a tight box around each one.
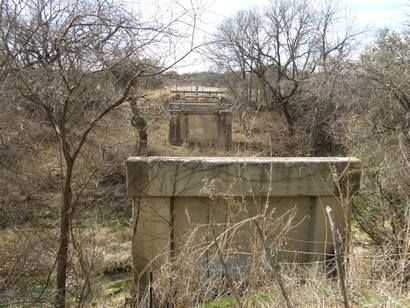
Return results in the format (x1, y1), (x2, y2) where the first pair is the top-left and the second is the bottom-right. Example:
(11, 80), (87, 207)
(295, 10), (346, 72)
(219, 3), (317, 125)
(169, 102), (231, 114)
(126, 157), (361, 198)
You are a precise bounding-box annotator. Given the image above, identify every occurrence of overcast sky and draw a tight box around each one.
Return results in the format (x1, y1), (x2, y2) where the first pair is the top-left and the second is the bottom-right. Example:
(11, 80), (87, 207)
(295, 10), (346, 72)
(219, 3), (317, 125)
(132, 0), (409, 73)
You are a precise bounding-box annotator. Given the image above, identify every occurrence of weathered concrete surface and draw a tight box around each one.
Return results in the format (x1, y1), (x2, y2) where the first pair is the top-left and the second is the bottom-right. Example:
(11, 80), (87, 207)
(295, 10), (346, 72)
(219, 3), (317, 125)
(127, 157), (361, 197)
(126, 157), (361, 288)
(168, 102), (232, 148)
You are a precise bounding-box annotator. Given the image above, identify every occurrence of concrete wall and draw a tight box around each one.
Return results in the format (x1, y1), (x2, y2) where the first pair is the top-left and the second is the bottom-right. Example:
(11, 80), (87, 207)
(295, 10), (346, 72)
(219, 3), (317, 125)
(126, 157), (361, 288)
(169, 102), (232, 148)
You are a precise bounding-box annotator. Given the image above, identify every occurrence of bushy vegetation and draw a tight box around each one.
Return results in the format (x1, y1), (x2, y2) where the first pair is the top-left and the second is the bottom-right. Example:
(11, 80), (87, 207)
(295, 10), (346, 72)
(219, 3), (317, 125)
(1, 0), (410, 307)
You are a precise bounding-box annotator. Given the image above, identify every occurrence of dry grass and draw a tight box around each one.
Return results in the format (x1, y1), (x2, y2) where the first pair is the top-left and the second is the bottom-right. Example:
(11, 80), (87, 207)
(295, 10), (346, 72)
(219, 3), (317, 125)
(134, 210), (410, 307)
(0, 228), (56, 295)
(1, 88), (409, 306)
(142, 89), (310, 157)
(0, 101), (134, 305)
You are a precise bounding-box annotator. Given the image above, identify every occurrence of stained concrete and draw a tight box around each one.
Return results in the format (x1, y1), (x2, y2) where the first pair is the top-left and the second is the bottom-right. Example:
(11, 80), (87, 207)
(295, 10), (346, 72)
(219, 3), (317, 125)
(126, 157), (361, 289)
(169, 102), (232, 148)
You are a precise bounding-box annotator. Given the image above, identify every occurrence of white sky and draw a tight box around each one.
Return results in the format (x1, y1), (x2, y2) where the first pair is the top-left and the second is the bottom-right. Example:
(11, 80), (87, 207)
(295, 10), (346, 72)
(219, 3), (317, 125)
(128, 0), (410, 73)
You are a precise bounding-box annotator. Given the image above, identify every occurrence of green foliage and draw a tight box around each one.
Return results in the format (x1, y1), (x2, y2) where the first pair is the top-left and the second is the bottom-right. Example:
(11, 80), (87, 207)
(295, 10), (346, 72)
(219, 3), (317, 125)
(199, 296), (236, 308)
(105, 279), (129, 296)
(198, 292), (279, 308)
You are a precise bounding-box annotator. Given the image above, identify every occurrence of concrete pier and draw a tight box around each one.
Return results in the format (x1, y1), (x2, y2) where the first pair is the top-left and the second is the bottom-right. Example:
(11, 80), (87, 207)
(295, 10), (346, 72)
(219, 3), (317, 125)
(168, 102), (232, 148)
(126, 157), (361, 290)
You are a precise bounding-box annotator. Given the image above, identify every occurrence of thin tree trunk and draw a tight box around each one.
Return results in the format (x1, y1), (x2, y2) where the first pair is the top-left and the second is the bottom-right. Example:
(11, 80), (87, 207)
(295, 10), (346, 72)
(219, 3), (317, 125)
(137, 118), (148, 155)
(56, 160), (73, 308)
(130, 99), (148, 156)
(309, 106), (320, 155)
(249, 59), (253, 102)
(282, 102), (295, 136)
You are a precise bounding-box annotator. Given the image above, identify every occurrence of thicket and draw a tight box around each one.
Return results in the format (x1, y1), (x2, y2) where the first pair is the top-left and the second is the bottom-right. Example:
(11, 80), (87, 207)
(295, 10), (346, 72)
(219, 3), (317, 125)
(209, 7), (410, 294)
(0, 0), (410, 306)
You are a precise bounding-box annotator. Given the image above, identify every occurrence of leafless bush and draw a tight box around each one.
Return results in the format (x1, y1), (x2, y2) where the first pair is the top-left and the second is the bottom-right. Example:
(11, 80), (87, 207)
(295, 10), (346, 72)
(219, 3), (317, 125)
(340, 29), (410, 285)
(0, 0), (200, 305)
(0, 229), (55, 296)
(133, 196), (298, 307)
(207, 0), (358, 136)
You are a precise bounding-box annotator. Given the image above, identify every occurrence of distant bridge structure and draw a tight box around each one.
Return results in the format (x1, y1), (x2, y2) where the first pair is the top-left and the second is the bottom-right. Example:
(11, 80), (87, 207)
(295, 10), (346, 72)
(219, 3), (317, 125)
(169, 85), (226, 98)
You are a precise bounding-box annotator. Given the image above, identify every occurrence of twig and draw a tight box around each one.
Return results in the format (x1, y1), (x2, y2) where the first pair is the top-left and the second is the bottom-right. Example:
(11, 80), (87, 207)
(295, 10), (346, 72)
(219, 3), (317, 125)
(252, 219), (293, 308)
(211, 227), (243, 308)
(326, 206), (349, 308)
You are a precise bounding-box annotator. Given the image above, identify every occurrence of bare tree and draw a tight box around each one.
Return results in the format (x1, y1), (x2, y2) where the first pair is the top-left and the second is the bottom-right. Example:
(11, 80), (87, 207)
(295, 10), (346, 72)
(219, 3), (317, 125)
(209, 0), (356, 136)
(207, 9), (263, 105)
(0, 0), (197, 306)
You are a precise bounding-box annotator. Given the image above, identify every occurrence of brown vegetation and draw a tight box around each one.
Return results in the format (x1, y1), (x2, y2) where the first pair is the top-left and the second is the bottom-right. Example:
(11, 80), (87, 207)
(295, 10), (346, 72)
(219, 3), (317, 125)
(0, 0), (410, 306)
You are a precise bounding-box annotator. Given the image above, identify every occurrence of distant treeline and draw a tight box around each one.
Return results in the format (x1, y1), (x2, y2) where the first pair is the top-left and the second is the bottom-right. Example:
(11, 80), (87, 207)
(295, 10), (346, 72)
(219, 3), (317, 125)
(162, 71), (226, 88)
